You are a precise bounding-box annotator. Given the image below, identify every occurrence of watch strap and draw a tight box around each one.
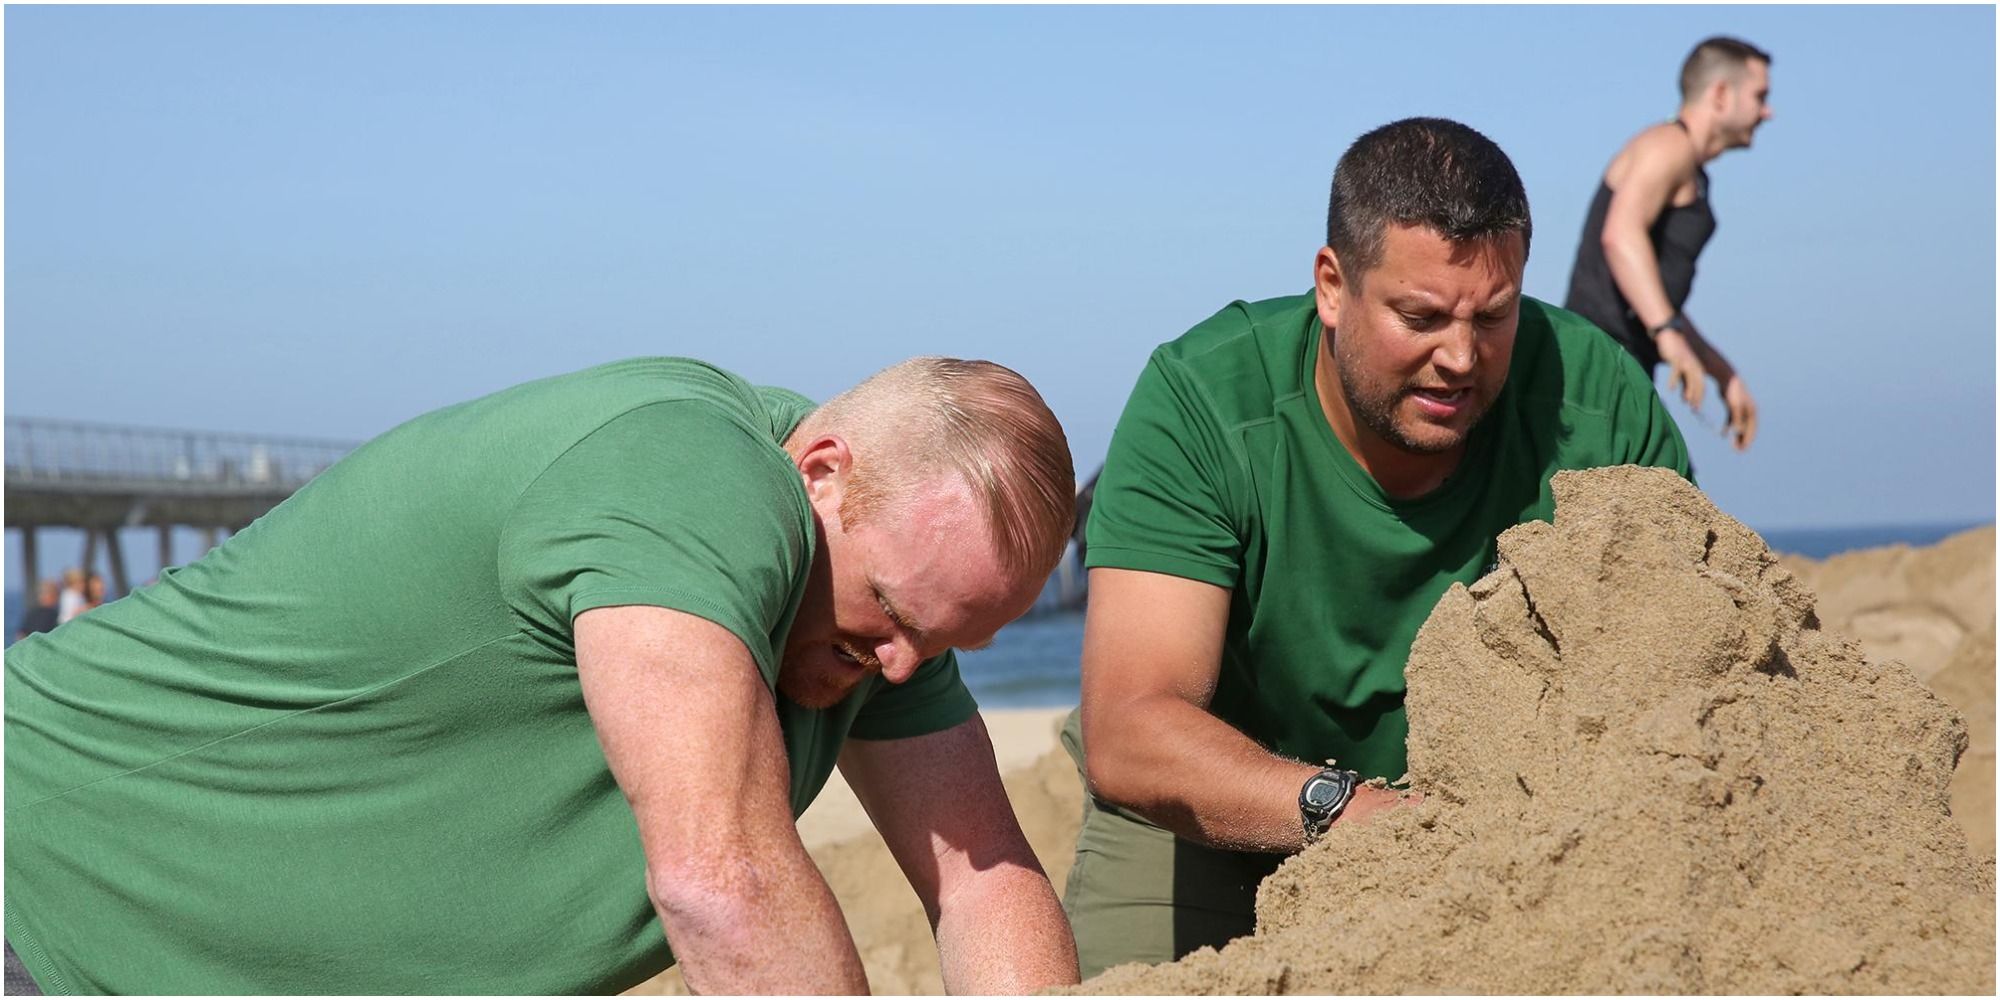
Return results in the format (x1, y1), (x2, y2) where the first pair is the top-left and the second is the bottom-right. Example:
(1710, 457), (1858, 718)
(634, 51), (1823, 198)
(1299, 767), (1360, 844)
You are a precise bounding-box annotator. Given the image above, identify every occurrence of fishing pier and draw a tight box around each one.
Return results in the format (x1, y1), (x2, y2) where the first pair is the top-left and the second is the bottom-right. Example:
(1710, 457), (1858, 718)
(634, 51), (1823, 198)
(4, 417), (357, 594)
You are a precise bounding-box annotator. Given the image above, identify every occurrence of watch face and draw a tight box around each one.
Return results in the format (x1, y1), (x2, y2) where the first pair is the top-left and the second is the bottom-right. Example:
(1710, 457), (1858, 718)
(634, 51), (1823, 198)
(1304, 777), (1343, 809)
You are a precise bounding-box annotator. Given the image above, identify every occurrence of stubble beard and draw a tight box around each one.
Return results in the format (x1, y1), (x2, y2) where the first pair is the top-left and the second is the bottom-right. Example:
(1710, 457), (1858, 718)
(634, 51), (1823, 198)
(1336, 351), (1480, 456)
(776, 659), (853, 709)
(776, 642), (879, 709)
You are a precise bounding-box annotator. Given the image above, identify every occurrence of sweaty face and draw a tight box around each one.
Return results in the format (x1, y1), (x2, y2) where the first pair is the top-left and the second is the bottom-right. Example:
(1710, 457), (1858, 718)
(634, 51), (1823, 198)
(778, 469), (1036, 709)
(1315, 223), (1525, 489)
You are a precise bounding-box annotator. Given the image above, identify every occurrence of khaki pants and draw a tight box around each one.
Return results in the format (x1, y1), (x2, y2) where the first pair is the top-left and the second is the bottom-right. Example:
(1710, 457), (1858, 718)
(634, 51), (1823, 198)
(1058, 708), (1286, 979)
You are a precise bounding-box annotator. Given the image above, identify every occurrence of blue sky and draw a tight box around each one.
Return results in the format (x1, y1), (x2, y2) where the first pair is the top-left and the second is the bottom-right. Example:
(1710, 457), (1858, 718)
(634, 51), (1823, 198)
(5, 5), (1995, 582)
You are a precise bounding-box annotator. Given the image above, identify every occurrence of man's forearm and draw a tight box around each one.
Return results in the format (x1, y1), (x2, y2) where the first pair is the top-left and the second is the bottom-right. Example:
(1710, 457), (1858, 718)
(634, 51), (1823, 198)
(652, 845), (869, 994)
(1086, 692), (1320, 853)
(1681, 325), (1737, 382)
(934, 863), (1079, 993)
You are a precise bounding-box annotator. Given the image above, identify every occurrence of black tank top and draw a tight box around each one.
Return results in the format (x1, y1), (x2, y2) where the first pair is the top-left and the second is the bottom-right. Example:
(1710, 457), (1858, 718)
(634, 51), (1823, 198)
(1564, 123), (1716, 371)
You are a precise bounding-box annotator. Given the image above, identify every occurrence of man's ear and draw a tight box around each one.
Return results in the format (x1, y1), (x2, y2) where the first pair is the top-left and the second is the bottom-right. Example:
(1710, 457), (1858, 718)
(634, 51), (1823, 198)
(1708, 76), (1733, 115)
(794, 433), (854, 511)
(1314, 246), (1348, 333)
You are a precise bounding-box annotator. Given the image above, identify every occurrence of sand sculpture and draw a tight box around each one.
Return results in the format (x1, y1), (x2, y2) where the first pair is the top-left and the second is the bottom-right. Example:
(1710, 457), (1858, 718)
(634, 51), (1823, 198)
(1075, 466), (1995, 995)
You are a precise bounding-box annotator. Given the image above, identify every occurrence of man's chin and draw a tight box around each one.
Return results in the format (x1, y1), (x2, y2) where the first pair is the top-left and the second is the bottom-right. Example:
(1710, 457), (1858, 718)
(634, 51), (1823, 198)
(776, 662), (865, 709)
(1389, 398), (1494, 455)
(1387, 418), (1474, 455)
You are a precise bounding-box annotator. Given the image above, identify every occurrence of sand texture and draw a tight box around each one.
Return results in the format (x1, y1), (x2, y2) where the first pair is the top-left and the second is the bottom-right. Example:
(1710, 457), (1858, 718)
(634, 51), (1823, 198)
(1076, 466), (1995, 995)
(1780, 525), (1995, 689)
(1784, 526), (1996, 857)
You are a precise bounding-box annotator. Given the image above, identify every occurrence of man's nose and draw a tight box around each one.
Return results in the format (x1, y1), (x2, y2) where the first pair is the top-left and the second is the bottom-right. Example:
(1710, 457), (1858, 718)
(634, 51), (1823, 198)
(875, 637), (923, 684)
(1433, 323), (1478, 375)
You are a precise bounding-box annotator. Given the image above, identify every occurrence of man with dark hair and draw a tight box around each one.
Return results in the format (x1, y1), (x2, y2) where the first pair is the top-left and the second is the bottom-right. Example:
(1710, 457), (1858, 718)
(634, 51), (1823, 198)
(1062, 117), (1693, 975)
(1566, 36), (1773, 451)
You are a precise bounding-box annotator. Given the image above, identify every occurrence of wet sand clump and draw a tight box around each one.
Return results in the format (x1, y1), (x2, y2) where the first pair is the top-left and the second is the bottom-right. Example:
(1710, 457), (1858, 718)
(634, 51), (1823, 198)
(1078, 466), (1994, 995)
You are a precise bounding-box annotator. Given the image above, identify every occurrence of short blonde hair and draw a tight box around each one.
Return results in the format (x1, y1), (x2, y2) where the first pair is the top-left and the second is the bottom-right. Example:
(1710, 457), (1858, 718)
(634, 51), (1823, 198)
(802, 357), (1075, 581)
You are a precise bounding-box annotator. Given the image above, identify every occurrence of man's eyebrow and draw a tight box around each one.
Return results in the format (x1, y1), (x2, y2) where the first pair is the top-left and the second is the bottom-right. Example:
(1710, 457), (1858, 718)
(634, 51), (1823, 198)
(871, 581), (931, 639)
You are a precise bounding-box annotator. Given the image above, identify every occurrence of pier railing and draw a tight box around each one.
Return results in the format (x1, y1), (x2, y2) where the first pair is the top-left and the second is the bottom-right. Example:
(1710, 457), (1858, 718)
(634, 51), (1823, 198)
(4, 416), (356, 492)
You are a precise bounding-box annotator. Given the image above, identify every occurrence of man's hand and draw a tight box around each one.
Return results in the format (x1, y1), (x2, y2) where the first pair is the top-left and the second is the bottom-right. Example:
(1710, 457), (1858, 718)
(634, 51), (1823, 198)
(1654, 327), (1710, 413)
(1721, 374), (1758, 450)
(840, 716), (1078, 993)
(1670, 320), (1758, 452)
(1335, 785), (1422, 828)
(574, 605), (868, 995)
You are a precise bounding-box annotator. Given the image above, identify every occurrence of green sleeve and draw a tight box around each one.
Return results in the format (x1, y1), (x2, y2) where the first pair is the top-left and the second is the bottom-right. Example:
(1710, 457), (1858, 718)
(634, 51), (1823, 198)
(847, 650), (979, 741)
(497, 400), (810, 687)
(1610, 352), (1697, 485)
(1083, 353), (1243, 588)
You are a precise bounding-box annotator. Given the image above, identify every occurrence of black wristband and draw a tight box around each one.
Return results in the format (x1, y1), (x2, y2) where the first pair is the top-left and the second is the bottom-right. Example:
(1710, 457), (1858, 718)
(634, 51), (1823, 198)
(1648, 312), (1689, 339)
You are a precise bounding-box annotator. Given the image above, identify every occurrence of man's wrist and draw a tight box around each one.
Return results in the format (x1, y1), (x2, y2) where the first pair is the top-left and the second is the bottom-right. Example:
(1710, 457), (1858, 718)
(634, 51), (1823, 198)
(1298, 767), (1360, 844)
(1647, 312), (1692, 341)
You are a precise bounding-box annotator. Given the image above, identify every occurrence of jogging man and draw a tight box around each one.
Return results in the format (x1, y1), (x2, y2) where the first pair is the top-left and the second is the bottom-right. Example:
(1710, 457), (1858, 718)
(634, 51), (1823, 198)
(6, 356), (1080, 994)
(1064, 117), (1693, 976)
(1565, 36), (1774, 451)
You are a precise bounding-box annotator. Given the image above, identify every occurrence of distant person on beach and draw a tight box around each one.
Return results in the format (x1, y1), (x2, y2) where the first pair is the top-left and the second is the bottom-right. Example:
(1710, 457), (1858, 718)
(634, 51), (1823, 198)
(1063, 117), (1694, 977)
(53, 569), (86, 625)
(13, 581), (60, 642)
(5, 357), (1080, 994)
(81, 572), (107, 614)
(1564, 36), (1773, 451)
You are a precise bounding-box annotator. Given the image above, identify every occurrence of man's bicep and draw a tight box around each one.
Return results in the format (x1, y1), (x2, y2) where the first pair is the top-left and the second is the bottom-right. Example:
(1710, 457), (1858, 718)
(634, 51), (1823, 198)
(1080, 567), (1232, 709)
(498, 403), (809, 682)
(1606, 138), (1693, 233)
(574, 605), (797, 875)
(1087, 358), (1243, 579)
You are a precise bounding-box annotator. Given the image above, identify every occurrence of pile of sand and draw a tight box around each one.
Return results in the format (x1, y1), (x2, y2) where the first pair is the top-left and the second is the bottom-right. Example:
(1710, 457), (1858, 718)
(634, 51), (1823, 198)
(1782, 525), (1995, 680)
(1078, 467), (1994, 994)
(1783, 525), (1996, 857)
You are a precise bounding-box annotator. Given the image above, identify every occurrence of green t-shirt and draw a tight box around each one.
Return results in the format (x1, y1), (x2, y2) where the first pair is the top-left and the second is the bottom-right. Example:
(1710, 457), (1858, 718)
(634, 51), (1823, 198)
(1085, 294), (1689, 780)
(4, 358), (977, 995)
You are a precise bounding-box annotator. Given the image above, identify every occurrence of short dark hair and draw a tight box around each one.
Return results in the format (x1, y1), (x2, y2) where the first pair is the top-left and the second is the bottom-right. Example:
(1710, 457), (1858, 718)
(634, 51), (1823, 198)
(1680, 36), (1772, 102)
(1324, 117), (1532, 281)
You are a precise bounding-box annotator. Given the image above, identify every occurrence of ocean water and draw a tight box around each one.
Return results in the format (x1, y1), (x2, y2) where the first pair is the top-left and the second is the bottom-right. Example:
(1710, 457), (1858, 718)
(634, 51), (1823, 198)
(5, 521), (1988, 708)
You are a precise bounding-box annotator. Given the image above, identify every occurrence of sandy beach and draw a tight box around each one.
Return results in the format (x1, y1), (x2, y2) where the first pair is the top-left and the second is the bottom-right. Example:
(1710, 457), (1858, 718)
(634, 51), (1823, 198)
(629, 495), (1994, 995)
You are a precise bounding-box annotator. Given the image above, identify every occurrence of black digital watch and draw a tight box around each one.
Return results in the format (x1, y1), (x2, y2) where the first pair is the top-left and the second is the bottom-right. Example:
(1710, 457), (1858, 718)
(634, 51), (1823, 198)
(1298, 767), (1360, 844)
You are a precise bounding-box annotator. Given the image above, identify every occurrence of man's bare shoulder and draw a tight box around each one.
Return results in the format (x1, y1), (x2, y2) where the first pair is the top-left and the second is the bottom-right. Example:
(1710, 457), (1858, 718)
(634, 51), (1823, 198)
(1624, 123), (1699, 170)
(1607, 123), (1699, 190)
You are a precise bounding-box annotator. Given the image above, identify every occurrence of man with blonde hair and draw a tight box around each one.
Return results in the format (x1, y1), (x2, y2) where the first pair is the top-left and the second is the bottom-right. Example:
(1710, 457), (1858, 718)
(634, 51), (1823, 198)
(6, 356), (1080, 994)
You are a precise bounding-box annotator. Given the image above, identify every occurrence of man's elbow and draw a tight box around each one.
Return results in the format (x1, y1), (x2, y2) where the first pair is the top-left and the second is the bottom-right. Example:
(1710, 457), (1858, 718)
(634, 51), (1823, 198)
(1080, 699), (1152, 807)
(1599, 226), (1637, 257)
(644, 853), (772, 946)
